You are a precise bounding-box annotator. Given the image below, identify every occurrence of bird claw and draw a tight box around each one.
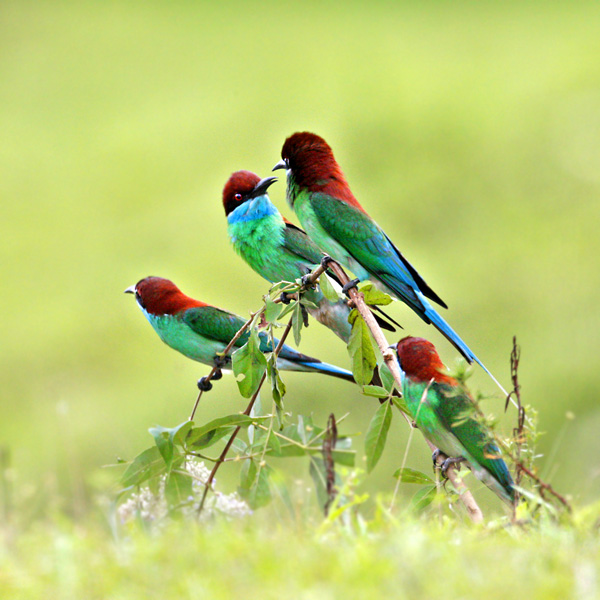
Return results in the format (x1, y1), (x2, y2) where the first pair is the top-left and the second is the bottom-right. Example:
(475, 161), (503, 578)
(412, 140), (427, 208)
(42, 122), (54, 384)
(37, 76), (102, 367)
(197, 377), (213, 392)
(341, 278), (360, 296)
(431, 449), (441, 466)
(213, 355), (227, 369)
(280, 292), (292, 305)
(440, 456), (465, 478)
(211, 368), (223, 381)
(300, 274), (313, 289)
(320, 255), (334, 269)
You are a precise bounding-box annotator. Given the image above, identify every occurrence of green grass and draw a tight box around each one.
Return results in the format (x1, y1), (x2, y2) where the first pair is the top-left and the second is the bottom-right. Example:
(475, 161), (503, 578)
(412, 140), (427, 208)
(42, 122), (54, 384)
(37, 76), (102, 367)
(2, 505), (599, 599)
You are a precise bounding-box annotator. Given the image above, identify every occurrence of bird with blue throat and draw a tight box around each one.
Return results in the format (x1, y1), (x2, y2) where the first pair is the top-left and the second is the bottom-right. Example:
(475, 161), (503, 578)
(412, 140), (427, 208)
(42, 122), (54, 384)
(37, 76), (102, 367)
(222, 169), (399, 344)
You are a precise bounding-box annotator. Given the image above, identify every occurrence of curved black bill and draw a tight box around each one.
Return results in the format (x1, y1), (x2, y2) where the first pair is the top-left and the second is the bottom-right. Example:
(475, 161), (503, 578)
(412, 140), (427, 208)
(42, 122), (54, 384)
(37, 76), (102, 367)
(272, 159), (287, 172)
(251, 175), (278, 197)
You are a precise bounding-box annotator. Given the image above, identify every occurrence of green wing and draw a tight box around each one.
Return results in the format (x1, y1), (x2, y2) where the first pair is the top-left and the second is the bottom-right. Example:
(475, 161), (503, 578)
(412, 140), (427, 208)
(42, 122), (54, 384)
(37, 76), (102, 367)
(432, 383), (513, 493)
(309, 192), (446, 308)
(182, 306), (251, 348)
(282, 221), (325, 266)
(181, 305), (317, 361)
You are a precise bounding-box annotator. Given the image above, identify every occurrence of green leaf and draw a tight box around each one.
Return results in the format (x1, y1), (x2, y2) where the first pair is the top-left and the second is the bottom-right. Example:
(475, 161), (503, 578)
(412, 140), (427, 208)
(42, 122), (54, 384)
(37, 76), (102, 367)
(266, 428), (306, 458)
(360, 283), (393, 306)
(232, 328), (268, 398)
(299, 298), (319, 310)
(165, 470), (193, 508)
(149, 426), (174, 470)
(264, 298), (283, 323)
(149, 421), (194, 468)
(186, 414), (271, 447)
(268, 281), (291, 296)
(347, 309), (377, 386)
(120, 446), (167, 487)
(378, 364), (397, 392)
(309, 456), (329, 510)
(393, 467), (434, 484)
(362, 385), (390, 399)
(187, 427), (233, 450)
(391, 395), (411, 417)
(277, 300), (297, 320)
(410, 485), (438, 512)
(267, 428), (281, 454)
(319, 273), (340, 302)
(364, 401), (392, 472)
(239, 459), (271, 509)
(171, 421), (194, 447)
(330, 449), (356, 467)
(267, 355), (286, 410)
(292, 301), (303, 346)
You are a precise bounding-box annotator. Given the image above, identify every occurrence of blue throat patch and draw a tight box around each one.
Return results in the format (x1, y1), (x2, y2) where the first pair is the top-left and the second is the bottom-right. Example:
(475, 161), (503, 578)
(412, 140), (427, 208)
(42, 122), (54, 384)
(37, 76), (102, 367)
(227, 195), (278, 225)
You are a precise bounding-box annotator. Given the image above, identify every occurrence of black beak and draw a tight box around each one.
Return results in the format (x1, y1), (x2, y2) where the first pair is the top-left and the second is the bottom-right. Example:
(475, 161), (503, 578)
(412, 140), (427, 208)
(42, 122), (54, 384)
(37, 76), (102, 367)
(251, 176), (278, 198)
(272, 159), (287, 172)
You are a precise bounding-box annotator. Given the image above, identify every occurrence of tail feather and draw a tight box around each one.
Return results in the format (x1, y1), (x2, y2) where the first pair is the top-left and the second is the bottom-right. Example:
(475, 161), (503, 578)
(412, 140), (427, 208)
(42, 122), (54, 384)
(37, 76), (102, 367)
(299, 361), (355, 382)
(422, 300), (478, 365)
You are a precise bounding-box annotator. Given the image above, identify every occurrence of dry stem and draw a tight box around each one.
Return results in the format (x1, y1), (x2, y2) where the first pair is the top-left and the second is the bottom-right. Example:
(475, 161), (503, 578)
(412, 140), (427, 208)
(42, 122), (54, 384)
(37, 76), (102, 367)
(327, 259), (484, 524)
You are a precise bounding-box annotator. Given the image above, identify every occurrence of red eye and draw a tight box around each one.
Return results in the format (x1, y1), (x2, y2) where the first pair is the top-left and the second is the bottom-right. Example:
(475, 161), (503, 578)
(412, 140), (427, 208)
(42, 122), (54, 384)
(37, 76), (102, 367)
(234, 193), (242, 202)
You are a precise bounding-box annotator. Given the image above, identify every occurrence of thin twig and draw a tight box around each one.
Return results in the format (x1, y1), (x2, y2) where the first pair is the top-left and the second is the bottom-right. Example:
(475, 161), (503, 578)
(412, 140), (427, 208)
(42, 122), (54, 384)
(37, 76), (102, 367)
(327, 259), (484, 524)
(197, 318), (295, 515)
(322, 413), (338, 516)
(516, 464), (572, 512)
(508, 336), (524, 508)
(188, 312), (258, 421)
(390, 379), (433, 510)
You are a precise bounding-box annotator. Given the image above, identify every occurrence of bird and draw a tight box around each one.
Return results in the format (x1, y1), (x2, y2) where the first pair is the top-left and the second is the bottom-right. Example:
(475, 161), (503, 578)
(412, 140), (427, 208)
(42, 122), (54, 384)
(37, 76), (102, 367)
(125, 276), (355, 387)
(395, 336), (514, 504)
(222, 170), (398, 343)
(273, 131), (487, 372)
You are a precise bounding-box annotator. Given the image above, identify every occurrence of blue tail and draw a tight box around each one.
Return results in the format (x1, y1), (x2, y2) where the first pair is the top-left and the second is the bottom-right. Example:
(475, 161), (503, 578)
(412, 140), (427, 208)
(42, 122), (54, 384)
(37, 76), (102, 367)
(299, 361), (355, 383)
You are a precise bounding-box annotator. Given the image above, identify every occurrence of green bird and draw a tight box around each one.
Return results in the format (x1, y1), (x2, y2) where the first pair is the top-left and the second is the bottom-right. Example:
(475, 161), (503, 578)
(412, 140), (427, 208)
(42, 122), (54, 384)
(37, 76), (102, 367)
(125, 277), (355, 387)
(395, 336), (514, 504)
(223, 170), (398, 343)
(273, 131), (491, 374)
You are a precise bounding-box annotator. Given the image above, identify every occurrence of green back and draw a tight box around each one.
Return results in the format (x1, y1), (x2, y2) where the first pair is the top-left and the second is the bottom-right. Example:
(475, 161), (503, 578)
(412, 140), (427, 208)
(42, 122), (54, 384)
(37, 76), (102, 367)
(404, 378), (513, 496)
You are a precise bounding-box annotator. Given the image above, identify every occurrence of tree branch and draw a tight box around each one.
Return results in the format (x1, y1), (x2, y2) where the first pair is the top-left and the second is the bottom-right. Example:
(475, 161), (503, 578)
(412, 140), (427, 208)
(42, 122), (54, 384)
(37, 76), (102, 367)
(188, 311), (258, 421)
(326, 258), (484, 524)
(197, 318), (295, 515)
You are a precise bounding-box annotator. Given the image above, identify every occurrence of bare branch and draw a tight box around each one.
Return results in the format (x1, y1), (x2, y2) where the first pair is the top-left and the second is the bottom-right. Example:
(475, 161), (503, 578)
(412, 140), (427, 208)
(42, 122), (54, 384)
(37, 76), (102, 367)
(197, 318), (295, 515)
(189, 310), (258, 421)
(322, 413), (338, 516)
(326, 258), (484, 524)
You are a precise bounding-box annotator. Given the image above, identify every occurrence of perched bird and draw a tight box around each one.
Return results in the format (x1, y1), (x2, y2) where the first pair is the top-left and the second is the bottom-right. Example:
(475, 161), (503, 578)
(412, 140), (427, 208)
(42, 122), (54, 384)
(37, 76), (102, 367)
(222, 170), (398, 343)
(273, 131), (485, 370)
(395, 336), (514, 504)
(125, 276), (354, 385)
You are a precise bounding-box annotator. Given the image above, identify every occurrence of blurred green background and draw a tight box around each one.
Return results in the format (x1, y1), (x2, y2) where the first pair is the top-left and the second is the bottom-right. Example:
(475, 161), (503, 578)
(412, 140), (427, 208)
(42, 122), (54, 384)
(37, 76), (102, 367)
(1, 0), (599, 516)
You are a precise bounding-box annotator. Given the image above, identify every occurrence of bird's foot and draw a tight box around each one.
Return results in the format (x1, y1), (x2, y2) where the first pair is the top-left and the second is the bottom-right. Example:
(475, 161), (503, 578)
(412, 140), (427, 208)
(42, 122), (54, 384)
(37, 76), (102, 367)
(320, 255), (334, 269)
(431, 448), (441, 467)
(341, 278), (361, 296)
(440, 456), (465, 478)
(211, 368), (223, 381)
(197, 377), (213, 392)
(280, 291), (292, 305)
(300, 274), (314, 289)
(213, 355), (227, 370)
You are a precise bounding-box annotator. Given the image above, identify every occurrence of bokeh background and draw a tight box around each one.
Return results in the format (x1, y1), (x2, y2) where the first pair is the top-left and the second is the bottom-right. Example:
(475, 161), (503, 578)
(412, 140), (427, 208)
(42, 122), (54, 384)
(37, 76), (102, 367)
(2, 0), (599, 516)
